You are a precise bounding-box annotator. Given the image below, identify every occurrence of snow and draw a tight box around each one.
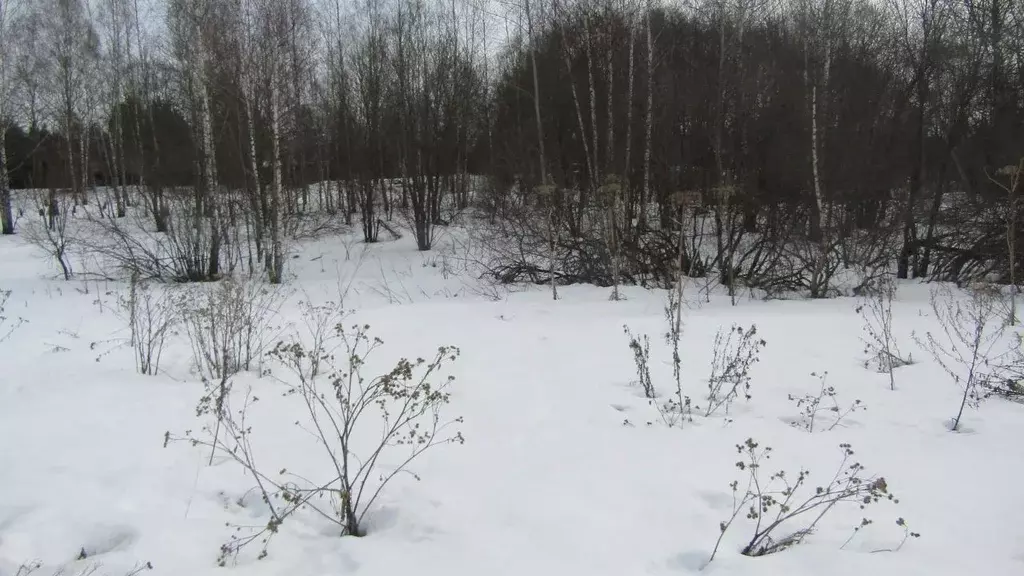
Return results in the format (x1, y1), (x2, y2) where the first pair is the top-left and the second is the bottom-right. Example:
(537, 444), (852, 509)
(1, 223), (1024, 576)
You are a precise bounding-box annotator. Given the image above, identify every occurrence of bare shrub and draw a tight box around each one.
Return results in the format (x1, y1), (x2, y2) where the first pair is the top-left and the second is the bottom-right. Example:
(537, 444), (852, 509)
(843, 224), (902, 293)
(176, 278), (286, 463)
(21, 191), (78, 280)
(623, 289), (693, 427)
(177, 278), (286, 382)
(916, 284), (1009, 431)
(117, 274), (177, 375)
(167, 301), (463, 563)
(708, 439), (909, 564)
(81, 194), (237, 282)
(787, 371), (865, 433)
(704, 324), (765, 417)
(990, 332), (1024, 402)
(856, 275), (913, 389)
(624, 326), (655, 399)
(664, 282), (689, 421)
(0, 289), (25, 344)
(796, 237), (844, 299)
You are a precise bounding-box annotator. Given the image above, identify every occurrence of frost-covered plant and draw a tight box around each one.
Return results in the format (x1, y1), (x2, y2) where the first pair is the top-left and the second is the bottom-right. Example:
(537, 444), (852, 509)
(623, 290), (694, 427)
(856, 275), (912, 390)
(623, 326), (655, 400)
(166, 301), (463, 564)
(622, 289), (696, 424)
(916, 284), (1009, 431)
(117, 274), (177, 375)
(0, 289), (25, 344)
(787, 371), (864, 433)
(708, 440), (908, 564)
(663, 288), (690, 424)
(704, 324), (765, 417)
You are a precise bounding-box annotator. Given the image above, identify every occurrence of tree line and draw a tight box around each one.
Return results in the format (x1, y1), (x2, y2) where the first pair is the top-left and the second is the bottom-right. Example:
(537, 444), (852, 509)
(0, 0), (1021, 292)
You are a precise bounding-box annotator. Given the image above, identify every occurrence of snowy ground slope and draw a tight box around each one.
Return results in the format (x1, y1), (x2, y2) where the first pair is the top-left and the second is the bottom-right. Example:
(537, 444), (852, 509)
(1, 228), (1023, 576)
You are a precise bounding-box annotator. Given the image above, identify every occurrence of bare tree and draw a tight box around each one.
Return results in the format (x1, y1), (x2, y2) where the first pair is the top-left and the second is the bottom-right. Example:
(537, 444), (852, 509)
(41, 0), (98, 205)
(0, 0), (18, 235)
(918, 284), (1010, 431)
(253, 0), (288, 283)
(98, 0), (133, 218)
(22, 189), (77, 279)
(166, 0), (224, 280)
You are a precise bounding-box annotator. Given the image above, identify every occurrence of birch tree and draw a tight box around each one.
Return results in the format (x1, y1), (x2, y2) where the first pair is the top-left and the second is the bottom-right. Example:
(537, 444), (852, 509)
(100, 0), (132, 218)
(168, 0), (222, 280)
(43, 0), (97, 205)
(255, 0), (287, 283)
(0, 0), (17, 234)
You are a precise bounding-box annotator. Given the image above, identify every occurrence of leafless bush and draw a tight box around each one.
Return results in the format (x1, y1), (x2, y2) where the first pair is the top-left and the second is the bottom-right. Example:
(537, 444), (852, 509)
(82, 195), (239, 282)
(176, 278), (286, 462)
(167, 301), (463, 563)
(704, 324), (765, 417)
(21, 191), (78, 280)
(623, 326), (655, 400)
(916, 284), (1010, 431)
(623, 289), (694, 427)
(856, 276), (913, 389)
(787, 371), (865, 433)
(471, 199), (672, 289)
(0, 289), (25, 344)
(843, 222), (902, 292)
(117, 274), (178, 375)
(177, 278), (286, 382)
(664, 282), (688, 419)
(708, 439), (909, 565)
(988, 332), (1024, 402)
(776, 236), (845, 299)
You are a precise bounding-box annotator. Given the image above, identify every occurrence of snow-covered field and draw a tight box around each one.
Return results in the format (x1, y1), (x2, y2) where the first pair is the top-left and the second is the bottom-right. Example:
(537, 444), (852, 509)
(1, 225), (1023, 576)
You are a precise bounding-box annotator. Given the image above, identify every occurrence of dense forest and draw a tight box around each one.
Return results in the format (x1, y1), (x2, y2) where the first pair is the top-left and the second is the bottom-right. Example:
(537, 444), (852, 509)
(0, 0), (1021, 294)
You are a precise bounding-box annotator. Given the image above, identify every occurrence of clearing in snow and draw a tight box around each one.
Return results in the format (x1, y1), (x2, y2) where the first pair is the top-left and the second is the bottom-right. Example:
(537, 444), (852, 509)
(1, 227), (1023, 576)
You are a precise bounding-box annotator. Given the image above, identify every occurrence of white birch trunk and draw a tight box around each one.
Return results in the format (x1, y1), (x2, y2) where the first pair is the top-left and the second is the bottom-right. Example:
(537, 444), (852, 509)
(194, 5), (220, 277)
(80, 117), (89, 206)
(623, 14), (636, 200)
(585, 15), (600, 187)
(245, 89), (263, 247)
(268, 53), (284, 284)
(561, 40), (594, 189)
(604, 23), (614, 174)
(0, 4), (12, 234)
(525, 0), (547, 185)
(810, 84), (823, 230)
(641, 4), (654, 231)
(604, 17), (619, 300)
(0, 120), (10, 234)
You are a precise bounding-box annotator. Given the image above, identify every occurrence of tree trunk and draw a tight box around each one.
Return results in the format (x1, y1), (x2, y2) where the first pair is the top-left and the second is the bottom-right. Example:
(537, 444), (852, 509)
(268, 63), (284, 284)
(641, 5), (654, 232)
(0, 124), (12, 235)
(532, 8), (548, 185)
(585, 15), (600, 190)
(622, 16), (637, 240)
(244, 85), (265, 262)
